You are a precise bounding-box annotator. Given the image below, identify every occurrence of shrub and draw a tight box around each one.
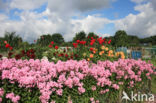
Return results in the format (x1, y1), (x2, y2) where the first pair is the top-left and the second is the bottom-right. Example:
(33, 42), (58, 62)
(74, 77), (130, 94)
(0, 58), (155, 103)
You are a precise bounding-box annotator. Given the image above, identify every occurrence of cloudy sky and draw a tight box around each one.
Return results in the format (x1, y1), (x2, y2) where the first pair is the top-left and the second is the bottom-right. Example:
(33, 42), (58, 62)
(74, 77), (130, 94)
(0, 0), (156, 42)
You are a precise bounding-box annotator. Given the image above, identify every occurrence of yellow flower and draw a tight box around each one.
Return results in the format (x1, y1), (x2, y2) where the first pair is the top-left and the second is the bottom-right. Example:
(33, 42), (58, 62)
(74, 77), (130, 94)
(90, 54), (94, 58)
(108, 52), (114, 57)
(115, 51), (125, 59)
(101, 45), (105, 50)
(83, 53), (86, 57)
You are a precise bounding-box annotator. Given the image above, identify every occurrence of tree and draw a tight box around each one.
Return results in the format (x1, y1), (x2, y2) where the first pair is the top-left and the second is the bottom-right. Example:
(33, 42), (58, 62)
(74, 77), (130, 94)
(51, 33), (64, 44)
(127, 35), (139, 46)
(37, 33), (64, 46)
(4, 31), (22, 48)
(73, 31), (86, 41)
(140, 35), (156, 45)
(37, 34), (52, 46)
(87, 32), (98, 38)
(114, 30), (128, 47)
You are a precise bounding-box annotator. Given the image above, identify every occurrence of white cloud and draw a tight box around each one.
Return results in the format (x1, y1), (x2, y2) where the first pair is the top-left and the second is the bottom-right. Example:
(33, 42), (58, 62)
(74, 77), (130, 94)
(10, 0), (46, 10)
(131, 0), (147, 4)
(0, 0), (115, 42)
(0, 0), (155, 43)
(0, 10), (112, 42)
(114, 2), (156, 38)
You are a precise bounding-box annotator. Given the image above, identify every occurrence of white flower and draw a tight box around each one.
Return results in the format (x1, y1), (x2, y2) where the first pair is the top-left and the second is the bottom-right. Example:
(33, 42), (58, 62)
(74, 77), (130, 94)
(52, 57), (56, 60)
(41, 56), (48, 61)
(2, 57), (7, 59)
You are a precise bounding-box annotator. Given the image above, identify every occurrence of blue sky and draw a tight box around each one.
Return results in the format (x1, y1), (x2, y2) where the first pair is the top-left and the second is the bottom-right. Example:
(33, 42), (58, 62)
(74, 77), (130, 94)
(0, 0), (156, 42)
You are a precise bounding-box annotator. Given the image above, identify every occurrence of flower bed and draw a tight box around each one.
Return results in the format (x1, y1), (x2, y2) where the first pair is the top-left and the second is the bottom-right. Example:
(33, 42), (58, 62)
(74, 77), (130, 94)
(0, 58), (155, 103)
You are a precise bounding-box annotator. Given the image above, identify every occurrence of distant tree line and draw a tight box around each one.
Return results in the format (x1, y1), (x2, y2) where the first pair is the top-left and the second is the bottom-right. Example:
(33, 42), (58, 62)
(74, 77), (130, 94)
(0, 30), (156, 51)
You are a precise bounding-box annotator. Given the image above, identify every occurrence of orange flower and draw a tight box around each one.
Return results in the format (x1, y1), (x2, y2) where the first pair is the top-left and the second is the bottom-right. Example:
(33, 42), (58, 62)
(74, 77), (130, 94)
(108, 54), (111, 57)
(105, 47), (109, 51)
(99, 52), (103, 55)
(121, 55), (125, 59)
(101, 51), (104, 53)
(93, 50), (96, 54)
(109, 50), (113, 54)
(115, 51), (125, 59)
(90, 54), (94, 58)
(87, 58), (90, 61)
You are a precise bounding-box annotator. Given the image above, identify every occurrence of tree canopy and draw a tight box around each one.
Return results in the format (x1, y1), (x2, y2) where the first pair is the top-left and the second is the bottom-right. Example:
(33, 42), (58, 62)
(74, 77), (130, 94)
(73, 31), (86, 42)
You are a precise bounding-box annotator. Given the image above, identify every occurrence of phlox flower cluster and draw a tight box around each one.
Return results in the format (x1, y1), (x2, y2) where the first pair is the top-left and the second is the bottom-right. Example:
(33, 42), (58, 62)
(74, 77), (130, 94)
(6, 92), (20, 103)
(0, 88), (4, 103)
(0, 58), (155, 103)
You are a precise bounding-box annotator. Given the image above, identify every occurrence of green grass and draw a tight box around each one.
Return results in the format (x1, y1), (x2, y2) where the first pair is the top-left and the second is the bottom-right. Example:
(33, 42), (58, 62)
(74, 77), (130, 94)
(151, 59), (156, 94)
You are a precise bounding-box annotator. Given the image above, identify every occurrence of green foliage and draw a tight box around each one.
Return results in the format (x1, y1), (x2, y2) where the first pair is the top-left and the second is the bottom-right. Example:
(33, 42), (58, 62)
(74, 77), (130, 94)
(37, 33), (64, 46)
(127, 35), (140, 47)
(0, 32), (22, 52)
(51, 33), (64, 44)
(0, 79), (41, 103)
(37, 34), (52, 46)
(4, 32), (22, 48)
(73, 31), (86, 42)
(114, 30), (128, 47)
(140, 35), (156, 46)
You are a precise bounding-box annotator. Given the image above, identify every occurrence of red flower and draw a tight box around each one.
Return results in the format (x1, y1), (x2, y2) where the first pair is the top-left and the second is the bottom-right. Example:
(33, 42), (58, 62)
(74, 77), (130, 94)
(30, 54), (35, 59)
(49, 44), (52, 48)
(55, 46), (59, 49)
(73, 43), (78, 48)
(87, 36), (90, 39)
(90, 39), (96, 46)
(0, 54), (2, 58)
(91, 37), (94, 39)
(53, 53), (56, 56)
(29, 49), (35, 53)
(26, 51), (30, 57)
(108, 40), (111, 44)
(76, 40), (80, 43)
(58, 53), (64, 57)
(90, 48), (94, 51)
(70, 56), (73, 59)
(63, 49), (66, 53)
(15, 54), (21, 60)
(51, 41), (54, 44)
(74, 54), (78, 58)
(21, 50), (25, 55)
(65, 54), (68, 58)
(97, 37), (104, 45)
(8, 52), (13, 57)
(90, 42), (94, 46)
(5, 44), (10, 48)
(9, 47), (13, 50)
(80, 41), (86, 45)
